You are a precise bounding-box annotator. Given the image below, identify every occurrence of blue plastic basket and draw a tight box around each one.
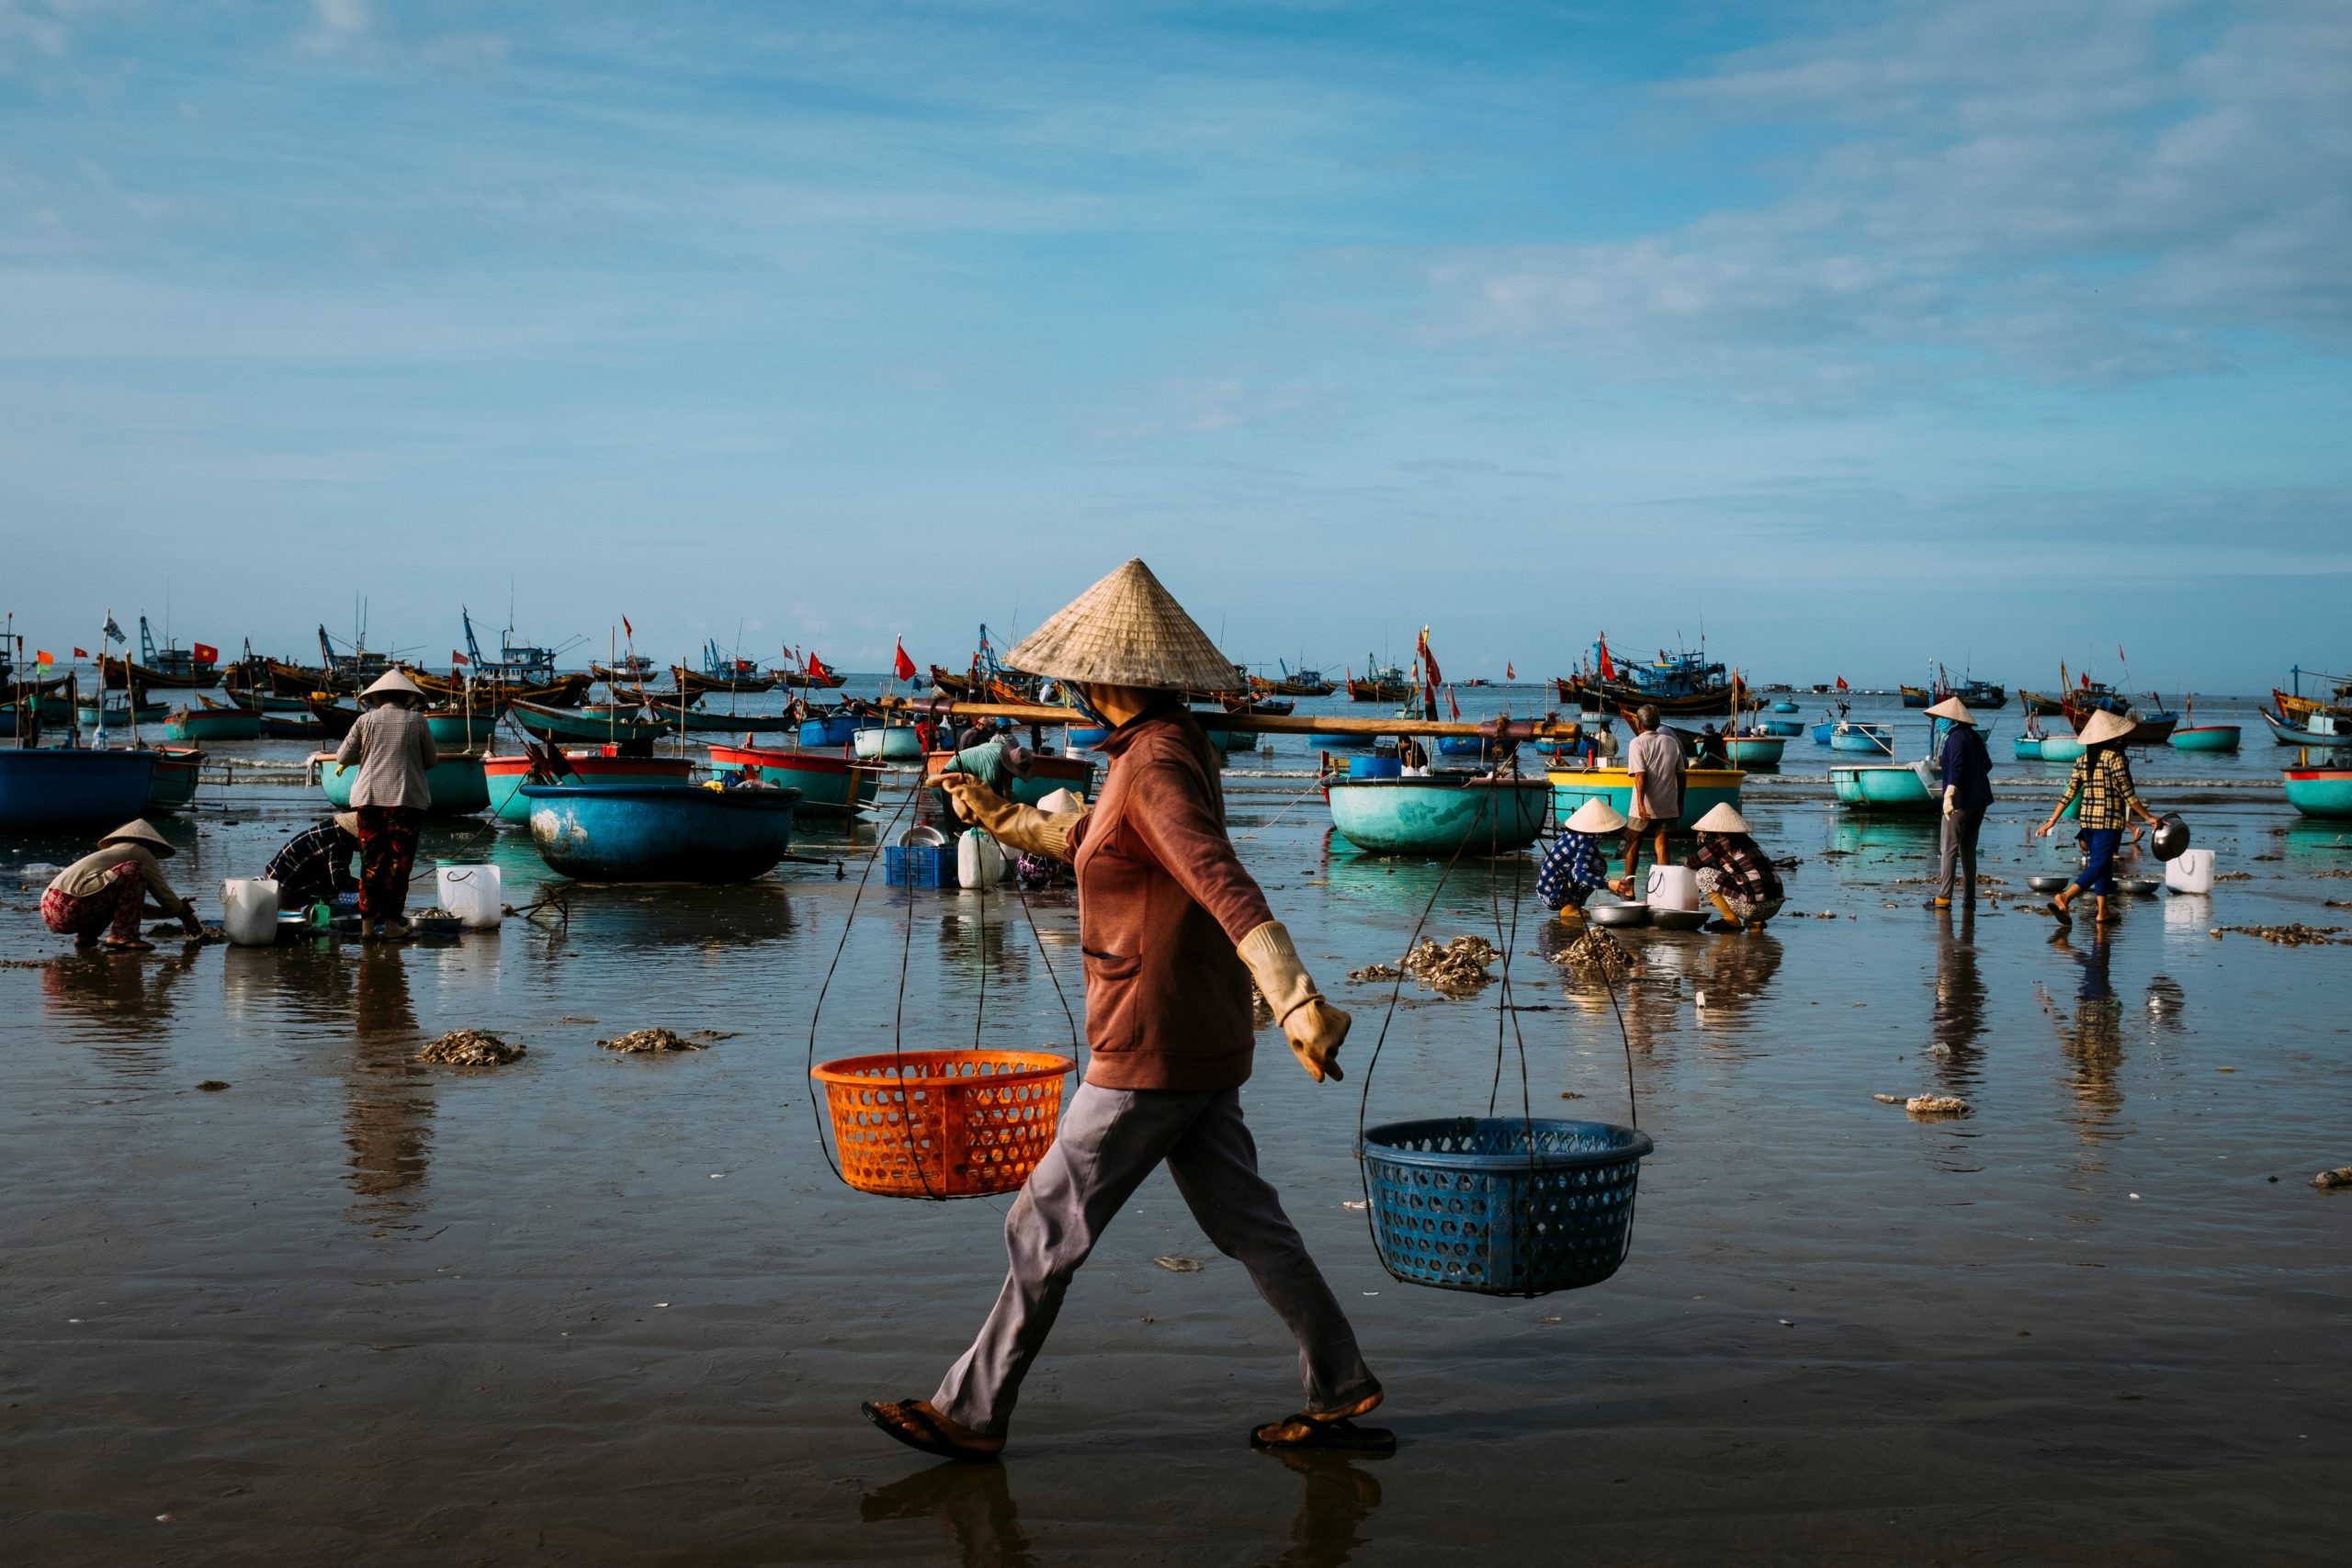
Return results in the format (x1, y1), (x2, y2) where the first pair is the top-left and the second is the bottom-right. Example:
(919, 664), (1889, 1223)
(885, 845), (950, 888)
(1361, 1117), (1652, 1296)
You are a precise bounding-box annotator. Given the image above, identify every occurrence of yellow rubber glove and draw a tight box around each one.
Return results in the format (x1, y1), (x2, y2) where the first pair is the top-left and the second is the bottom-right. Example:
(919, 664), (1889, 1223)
(1238, 921), (1349, 1082)
(935, 773), (1083, 860)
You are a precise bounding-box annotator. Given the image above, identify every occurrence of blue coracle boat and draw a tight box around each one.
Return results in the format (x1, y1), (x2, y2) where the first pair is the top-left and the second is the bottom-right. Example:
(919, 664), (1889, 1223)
(1828, 723), (1896, 754)
(799, 713), (863, 749)
(0, 749), (159, 829)
(520, 783), (800, 881)
(1325, 774), (1551, 855)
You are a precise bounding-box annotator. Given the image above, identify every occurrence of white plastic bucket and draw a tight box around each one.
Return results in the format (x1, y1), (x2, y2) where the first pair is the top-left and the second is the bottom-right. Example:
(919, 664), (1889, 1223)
(436, 863), (503, 928)
(1645, 865), (1701, 912)
(957, 830), (1004, 889)
(221, 878), (280, 947)
(2164, 848), (2214, 895)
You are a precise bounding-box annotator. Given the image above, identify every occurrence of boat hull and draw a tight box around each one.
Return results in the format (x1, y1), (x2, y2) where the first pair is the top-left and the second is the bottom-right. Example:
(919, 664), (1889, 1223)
(1306, 732), (1377, 750)
(164, 706), (261, 743)
(510, 700), (669, 745)
(142, 747), (204, 813)
(0, 749), (159, 829)
(483, 752), (695, 824)
(424, 709), (503, 746)
(706, 744), (882, 816)
(2039, 736), (2086, 762)
(523, 784), (798, 882)
(1545, 767), (1746, 829)
(1326, 775), (1552, 855)
(311, 752), (491, 816)
(853, 726), (925, 761)
(2283, 769), (2352, 819)
(2013, 737), (2044, 760)
(1831, 763), (1939, 812)
(1724, 736), (1787, 768)
(2167, 725), (2240, 753)
(2263, 708), (2352, 748)
(1758, 718), (1805, 737)
(1829, 726), (1896, 754)
(798, 715), (863, 749)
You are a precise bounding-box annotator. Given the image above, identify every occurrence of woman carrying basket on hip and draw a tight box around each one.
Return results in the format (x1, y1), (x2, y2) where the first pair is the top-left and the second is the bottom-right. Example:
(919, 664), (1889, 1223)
(860, 558), (1388, 1462)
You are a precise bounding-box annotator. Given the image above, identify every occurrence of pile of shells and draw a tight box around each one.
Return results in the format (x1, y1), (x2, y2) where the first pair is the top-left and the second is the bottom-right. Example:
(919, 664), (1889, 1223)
(597, 1028), (705, 1054)
(419, 1030), (526, 1067)
(1554, 928), (1632, 983)
(1400, 935), (1502, 996)
(2217, 924), (2345, 947)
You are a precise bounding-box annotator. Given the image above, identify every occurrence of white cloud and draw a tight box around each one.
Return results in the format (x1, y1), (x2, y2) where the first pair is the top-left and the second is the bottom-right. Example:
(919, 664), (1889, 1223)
(1433, 0), (2352, 405)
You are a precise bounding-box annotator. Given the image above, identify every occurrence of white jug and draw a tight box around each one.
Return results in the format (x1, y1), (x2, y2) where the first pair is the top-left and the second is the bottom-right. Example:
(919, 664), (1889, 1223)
(2164, 848), (2214, 896)
(957, 829), (1005, 889)
(1645, 864), (1701, 912)
(220, 878), (280, 947)
(436, 863), (503, 928)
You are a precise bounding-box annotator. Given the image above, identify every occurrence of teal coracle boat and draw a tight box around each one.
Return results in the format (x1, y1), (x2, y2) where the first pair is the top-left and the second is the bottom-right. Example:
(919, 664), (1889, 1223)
(2167, 725), (2240, 752)
(1724, 735), (1786, 768)
(424, 707), (503, 746)
(1326, 773), (1551, 855)
(2014, 736), (2044, 760)
(1770, 701), (1800, 713)
(2283, 768), (2352, 819)
(1831, 762), (1939, 812)
(142, 746), (204, 813)
(0, 748), (157, 829)
(1758, 718), (1804, 737)
(522, 783), (799, 882)
(1829, 723), (1895, 754)
(1545, 767), (1745, 829)
(311, 750), (491, 816)
(1307, 732), (1376, 750)
(509, 699), (668, 746)
(853, 725), (924, 761)
(163, 703), (259, 743)
(80, 699), (168, 728)
(2039, 736), (2086, 762)
(482, 751), (694, 823)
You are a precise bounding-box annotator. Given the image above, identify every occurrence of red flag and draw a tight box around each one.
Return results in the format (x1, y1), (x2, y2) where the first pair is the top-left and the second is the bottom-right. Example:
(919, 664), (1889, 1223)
(1445, 686), (1460, 720)
(452, 650), (469, 665)
(623, 616), (633, 638)
(1506, 660), (1515, 680)
(74, 647), (88, 659)
(1598, 637), (1616, 682)
(1417, 627), (1442, 689)
(806, 651), (831, 681)
(892, 638), (917, 681)
(2118, 645), (2127, 665)
(192, 642), (218, 663)
(1835, 674), (1848, 692)
(35, 649), (53, 666)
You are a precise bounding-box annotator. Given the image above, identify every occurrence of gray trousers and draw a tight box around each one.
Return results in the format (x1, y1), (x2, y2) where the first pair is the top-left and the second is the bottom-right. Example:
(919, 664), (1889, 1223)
(933, 1082), (1378, 1437)
(1938, 807), (1984, 900)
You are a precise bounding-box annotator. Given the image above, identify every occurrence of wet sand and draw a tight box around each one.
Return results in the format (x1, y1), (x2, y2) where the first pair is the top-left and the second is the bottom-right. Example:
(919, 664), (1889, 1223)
(5, 710), (2350, 1563)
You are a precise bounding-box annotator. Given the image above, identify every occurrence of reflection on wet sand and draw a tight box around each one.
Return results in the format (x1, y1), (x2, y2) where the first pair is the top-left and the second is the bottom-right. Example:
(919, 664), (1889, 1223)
(1259, 1450), (1385, 1568)
(1690, 931), (1784, 1036)
(512, 881), (802, 963)
(40, 945), (201, 1063)
(346, 945), (434, 1218)
(1932, 910), (1987, 1095)
(2052, 929), (2125, 1148)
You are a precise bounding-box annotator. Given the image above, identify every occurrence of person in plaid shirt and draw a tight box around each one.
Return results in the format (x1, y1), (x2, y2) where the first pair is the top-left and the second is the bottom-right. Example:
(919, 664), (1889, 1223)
(2038, 710), (2161, 928)
(1687, 804), (1784, 932)
(262, 812), (362, 906)
(1538, 799), (1626, 916)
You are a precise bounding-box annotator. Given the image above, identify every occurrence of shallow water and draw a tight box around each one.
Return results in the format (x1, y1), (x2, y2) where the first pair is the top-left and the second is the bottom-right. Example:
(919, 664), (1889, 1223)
(4, 699), (2349, 1564)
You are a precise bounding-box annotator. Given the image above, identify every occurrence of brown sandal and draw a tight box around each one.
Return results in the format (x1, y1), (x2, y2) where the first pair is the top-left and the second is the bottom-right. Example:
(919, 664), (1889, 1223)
(861, 1398), (1003, 1464)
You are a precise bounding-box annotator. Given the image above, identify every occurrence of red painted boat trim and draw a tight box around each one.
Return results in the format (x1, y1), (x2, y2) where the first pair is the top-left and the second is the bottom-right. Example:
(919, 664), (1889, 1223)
(707, 743), (877, 778)
(482, 752), (690, 779)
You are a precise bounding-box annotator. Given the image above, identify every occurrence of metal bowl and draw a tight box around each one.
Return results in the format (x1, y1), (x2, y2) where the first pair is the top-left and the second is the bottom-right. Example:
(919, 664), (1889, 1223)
(1651, 906), (1710, 931)
(2026, 874), (2071, 893)
(1588, 900), (1652, 929)
(2118, 875), (2165, 896)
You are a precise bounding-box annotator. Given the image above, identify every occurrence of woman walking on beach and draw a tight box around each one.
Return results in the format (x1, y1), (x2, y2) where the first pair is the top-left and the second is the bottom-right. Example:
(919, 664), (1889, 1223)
(861, 558), (1385, 1463)
(334, 671), (436, 941)
(2037, 709), (2159, 928)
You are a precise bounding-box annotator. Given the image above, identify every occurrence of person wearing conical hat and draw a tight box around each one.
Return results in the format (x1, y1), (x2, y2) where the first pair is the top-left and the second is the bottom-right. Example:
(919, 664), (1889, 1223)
(334, 670), (437, 940)
(1686, 803), (1784, 933)
(262, 811), (364, 908)
(2038, 707), (2160, 928)
(1539, 797), (1625, 919)
(40, 819), (198, 951)
(865, 559), (1386, 1463)
(1925, 696), (1995, 912)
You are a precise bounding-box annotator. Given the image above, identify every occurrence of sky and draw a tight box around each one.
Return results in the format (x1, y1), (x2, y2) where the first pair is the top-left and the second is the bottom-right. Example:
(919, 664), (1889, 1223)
(3, 0), (2346, 691)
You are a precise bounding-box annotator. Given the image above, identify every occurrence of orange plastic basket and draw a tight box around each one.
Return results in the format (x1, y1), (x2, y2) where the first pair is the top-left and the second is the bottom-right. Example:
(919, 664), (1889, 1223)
(812, 1050), (1071, 1199)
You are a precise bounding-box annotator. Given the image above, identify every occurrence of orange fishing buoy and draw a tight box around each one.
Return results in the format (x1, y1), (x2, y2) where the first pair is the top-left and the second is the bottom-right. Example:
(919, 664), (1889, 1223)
(812, 1050), (1069, 1199)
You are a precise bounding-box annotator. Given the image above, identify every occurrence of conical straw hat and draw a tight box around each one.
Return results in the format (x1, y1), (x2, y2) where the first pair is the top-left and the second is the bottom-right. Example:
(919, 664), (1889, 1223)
(1564, 798), (1627, 835)
(363, 670), (425, 703)
(1004, 558), (1241, 692)
(2078, 708), (2134, 747)
(1924, 696), (1975, 725)
(99, 818), (174, 856)
(1691, 803), (1751, 834)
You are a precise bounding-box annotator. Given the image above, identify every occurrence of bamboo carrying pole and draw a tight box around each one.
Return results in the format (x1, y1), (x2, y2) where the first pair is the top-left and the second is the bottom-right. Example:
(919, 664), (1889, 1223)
(874, 695), (1584, 742)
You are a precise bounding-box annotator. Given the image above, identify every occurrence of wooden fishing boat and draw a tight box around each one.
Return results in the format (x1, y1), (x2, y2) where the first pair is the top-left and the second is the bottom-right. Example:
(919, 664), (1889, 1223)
(927, 666), (980, 700)
(1546, 766), (1746, 830)
(2261, 706), (2352, 748)
(2167, 725), (2240, 753)
(1251, 666), (1337, 698)
(1951, 678), (2006, 708)
(590, 655), (657, 683)
(301, 696), (362, 740)
(2272, 667), (2352, 729)
(482, 750), (695, 824)
(707, 742), (883, 817)
(423, 706), (503, 747)
(79, 697), (169, 728)
(1325, 773), (1551, 855)
(1900, 684), (1931, 708)
(509, 698), (670, 746)
(259, 714), (325, 741)
(1831, 762), (1940, 813)
(141, 746), (205, 812)
(225, 688), (313, 713)
(521, 782), (798, 882)
(2062, 695), (2175, 745)
(0, 748), (159, 828)
(673, 664), (775, 696)
(405, 668), (594, 707)
(2019, 689), (2066, 717)
(1829, 722), (1896, 754)
(923, 750), (1095, 808)
(2282, 767), (2352, 819)
(1723, 734), (1787, 768)
(772, 651), (847, 689)
(226, 655), (340, 698)
(1348, 663), (1412, 704)
(1555, 637), (1736, 716)
(650, 707), (796, 735)
(311, 750), (491, 816)
(164, 699), (261, 743)
(853, 725), (925, 761)
(99, 655), (220, 691)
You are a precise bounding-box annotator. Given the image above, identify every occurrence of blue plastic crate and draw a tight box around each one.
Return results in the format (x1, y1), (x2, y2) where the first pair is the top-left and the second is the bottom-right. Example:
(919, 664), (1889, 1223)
(1361, 1117), (1652, 1296)
(886, 844), (950, 888)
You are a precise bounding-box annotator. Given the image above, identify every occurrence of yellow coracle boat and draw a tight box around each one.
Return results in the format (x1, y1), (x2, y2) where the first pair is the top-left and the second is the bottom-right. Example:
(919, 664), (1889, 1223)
(1545, 766), (1747, 828)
